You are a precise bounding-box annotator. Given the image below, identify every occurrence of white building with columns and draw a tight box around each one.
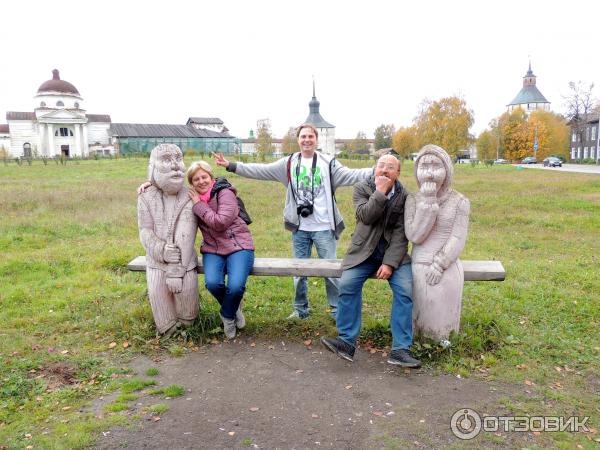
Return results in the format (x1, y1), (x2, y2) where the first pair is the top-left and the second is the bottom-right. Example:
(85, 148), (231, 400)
(5, 69), (111, 158)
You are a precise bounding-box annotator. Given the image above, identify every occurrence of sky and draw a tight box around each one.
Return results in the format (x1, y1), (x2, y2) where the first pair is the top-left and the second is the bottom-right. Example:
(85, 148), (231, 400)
(1, 0), (599, 140)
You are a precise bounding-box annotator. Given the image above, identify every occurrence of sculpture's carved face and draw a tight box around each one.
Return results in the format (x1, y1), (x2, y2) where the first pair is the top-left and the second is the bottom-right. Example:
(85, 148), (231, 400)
(417, 154), (446, 191)
(153, 146), (185, 195)
(375, 155), (400, 181)
(191, 168), (213, 195)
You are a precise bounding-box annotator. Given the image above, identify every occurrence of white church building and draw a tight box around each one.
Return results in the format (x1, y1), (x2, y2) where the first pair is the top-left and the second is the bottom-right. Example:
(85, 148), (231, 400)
(305, 83), (336, 155)
(5, 69), (112, 158)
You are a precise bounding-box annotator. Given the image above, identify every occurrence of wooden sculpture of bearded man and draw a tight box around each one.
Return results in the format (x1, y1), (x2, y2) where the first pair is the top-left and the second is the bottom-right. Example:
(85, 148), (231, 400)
(137, 144), (199, 336)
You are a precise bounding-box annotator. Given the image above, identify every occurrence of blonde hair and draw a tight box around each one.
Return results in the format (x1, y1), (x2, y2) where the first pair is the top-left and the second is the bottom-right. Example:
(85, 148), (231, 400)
(186, 160), (215, 185)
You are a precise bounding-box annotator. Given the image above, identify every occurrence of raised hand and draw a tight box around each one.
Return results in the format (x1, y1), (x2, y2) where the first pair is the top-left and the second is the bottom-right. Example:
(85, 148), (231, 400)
(420, 181), (438, 197)
(212, 152), (230, 168)
(375, 175), (393, 194)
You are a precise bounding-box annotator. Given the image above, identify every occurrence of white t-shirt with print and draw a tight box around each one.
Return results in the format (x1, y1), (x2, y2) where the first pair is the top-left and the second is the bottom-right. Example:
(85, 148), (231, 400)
(293, 156), (330, 232)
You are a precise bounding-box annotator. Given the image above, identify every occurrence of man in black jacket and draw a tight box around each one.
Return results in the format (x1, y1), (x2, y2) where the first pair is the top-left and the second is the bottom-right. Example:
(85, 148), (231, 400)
(321, 155), (421, 368)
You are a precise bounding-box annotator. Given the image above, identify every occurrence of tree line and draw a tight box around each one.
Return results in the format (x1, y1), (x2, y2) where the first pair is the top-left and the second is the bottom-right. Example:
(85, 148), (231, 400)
(249, 81), (597, 161)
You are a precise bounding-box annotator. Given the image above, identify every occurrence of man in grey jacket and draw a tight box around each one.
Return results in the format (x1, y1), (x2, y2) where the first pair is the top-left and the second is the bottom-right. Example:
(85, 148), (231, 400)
(320, 154), (421, 368)
(214, 123), (371, 320)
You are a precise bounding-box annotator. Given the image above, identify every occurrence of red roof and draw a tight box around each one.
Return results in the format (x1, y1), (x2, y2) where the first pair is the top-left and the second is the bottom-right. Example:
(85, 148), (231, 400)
(37, 69), (80, 95)
(6, 111), (36, 120)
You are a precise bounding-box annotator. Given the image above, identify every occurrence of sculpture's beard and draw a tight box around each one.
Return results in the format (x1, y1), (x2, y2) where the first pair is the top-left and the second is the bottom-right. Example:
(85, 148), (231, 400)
(155, 170), (184, 195)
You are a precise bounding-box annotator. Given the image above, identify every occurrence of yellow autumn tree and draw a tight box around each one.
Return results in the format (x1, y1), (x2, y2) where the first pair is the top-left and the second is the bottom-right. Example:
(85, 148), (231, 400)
(500, 109), (530, 160)
(414, 96), (474, 156)
(529, 111), (569, 160)
(496, 109), (569, 161)
(392, 126), (418, 158)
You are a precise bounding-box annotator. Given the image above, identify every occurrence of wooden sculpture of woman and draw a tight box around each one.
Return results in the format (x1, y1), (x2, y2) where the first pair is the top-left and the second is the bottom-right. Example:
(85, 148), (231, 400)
(405, 144), (470, 341)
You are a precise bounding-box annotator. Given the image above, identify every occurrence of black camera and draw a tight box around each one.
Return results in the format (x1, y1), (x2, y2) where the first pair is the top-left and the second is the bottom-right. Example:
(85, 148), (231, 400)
(297, 204), (314, 218)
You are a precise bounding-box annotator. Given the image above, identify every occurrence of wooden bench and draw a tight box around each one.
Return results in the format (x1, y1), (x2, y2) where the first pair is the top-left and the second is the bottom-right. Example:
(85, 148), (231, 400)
(127, 256), (505, 281)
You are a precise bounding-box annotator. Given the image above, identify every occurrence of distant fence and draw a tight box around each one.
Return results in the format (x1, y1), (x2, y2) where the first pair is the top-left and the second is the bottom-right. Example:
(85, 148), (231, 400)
(0, 153), (149, 166)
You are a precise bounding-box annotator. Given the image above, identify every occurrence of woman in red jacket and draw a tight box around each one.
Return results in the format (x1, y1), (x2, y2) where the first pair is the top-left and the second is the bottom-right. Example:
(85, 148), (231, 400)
(186, 161), (255, 339)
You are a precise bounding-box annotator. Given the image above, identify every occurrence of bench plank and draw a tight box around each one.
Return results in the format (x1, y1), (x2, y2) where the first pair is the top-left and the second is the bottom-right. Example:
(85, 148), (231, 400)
(127, 256), (505, 281)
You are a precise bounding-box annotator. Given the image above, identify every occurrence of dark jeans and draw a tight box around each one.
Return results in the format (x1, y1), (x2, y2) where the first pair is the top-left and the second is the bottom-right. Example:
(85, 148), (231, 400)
(336, 257), (413, 350)
(203, 250), (254, 319)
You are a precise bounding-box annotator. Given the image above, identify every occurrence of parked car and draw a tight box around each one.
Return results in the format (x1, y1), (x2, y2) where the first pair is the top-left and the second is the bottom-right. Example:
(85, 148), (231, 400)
(543, 157), (562, 167)
(494, 158), (510, 164)
(521, 157), (537, 164)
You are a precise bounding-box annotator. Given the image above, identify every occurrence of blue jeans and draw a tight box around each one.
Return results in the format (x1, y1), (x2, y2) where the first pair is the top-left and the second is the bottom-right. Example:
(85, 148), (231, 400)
(203, 250), (254, 320)
(336, 258), (413, 350)
(291, 229), (339, 318)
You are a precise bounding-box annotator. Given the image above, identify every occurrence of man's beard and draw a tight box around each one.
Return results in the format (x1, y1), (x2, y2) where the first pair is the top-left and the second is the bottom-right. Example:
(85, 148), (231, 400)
(155, 171), (184, 194)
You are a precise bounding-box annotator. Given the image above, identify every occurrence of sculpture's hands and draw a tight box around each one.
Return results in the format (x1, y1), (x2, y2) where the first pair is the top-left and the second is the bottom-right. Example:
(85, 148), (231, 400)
(166, 277), (183, 293)
(375, 175), (393, 194)
(137, 181), (152, 194)
(420, 181), (438, 197)
(212, 152), (230, 168)
(417, 181), (439, 212)
(425, 264), (443, 285)
(164, 244), (181, 264)
(376, 264), (393, 280)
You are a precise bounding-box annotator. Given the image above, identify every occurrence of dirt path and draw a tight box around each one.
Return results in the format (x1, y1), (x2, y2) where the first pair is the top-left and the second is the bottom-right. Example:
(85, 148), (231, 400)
(93, 338), (518, 449)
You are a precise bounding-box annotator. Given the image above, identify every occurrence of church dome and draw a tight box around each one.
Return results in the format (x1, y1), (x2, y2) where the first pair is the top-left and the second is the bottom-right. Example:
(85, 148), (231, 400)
(37, 69), (80, 95)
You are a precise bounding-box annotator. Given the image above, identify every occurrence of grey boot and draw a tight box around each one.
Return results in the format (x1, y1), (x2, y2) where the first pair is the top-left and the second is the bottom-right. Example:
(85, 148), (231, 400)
(220, 314), (237, 339)
(235, 303), (246, 329)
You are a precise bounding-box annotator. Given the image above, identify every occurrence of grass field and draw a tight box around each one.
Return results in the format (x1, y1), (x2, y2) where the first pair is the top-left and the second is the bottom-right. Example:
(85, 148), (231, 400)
(1, 157), (599, 448)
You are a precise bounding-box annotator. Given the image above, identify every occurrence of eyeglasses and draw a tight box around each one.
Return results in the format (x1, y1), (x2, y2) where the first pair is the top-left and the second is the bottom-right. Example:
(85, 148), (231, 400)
(376, 162), (398, 170)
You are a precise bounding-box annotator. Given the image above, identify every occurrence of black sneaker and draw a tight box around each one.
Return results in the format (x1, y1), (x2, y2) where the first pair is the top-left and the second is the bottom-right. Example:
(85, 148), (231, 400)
(320, 336), (355, 362)
(387, 349), (421, 368)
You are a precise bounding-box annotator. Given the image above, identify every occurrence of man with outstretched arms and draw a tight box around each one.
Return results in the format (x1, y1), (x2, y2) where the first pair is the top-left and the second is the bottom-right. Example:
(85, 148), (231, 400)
(214, 124), (371, 320)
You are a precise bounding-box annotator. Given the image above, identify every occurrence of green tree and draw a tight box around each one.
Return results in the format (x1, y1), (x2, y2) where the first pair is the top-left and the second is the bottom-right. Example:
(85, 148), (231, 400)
(349, 131), (370, 155)
(392, 126), (418, 158)
(476, 130), (497, 161)
(374, 124), (395, 150)
(255, 123), (273, 161)
(281, 127), (300, 154)
(414, 96), (474, 155)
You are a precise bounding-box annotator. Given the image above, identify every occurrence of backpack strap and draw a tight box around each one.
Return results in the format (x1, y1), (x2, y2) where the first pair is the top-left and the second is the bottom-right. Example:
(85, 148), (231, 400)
(329, 157), (337, 231)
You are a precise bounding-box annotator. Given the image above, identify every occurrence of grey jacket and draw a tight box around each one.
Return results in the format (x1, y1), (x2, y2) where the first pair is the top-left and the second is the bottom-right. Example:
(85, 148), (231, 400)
(227, 152), (371, 238)
(342, 177), (411, 270)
